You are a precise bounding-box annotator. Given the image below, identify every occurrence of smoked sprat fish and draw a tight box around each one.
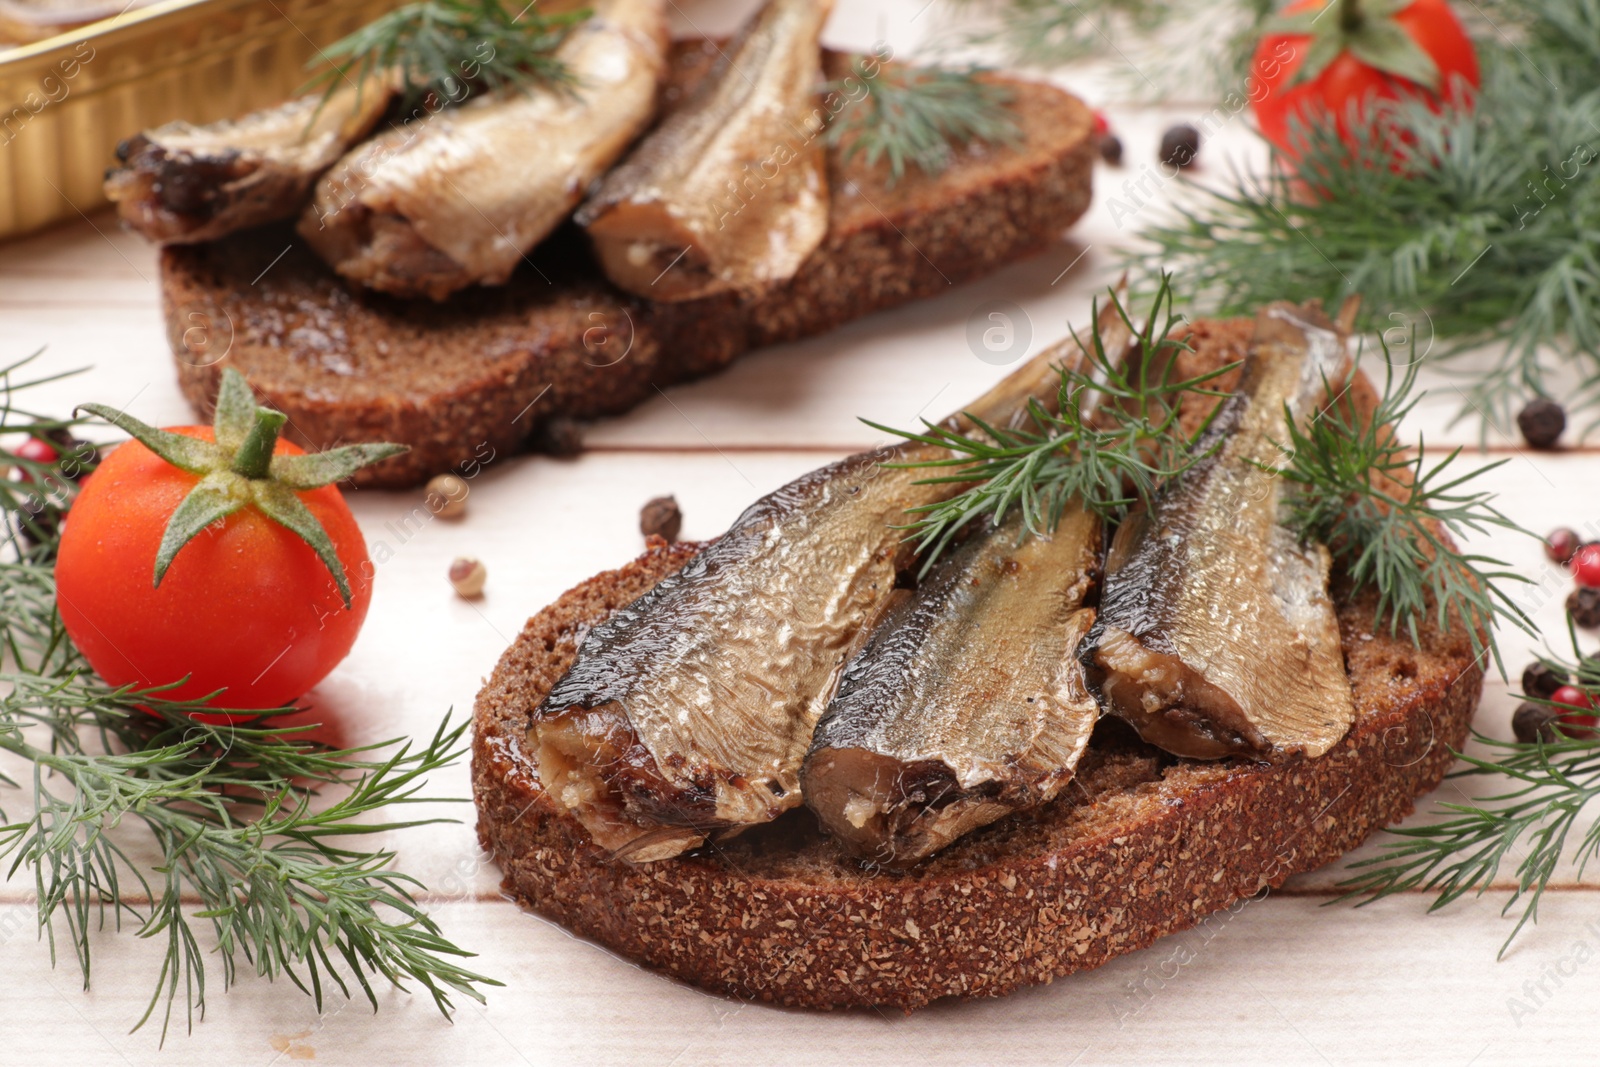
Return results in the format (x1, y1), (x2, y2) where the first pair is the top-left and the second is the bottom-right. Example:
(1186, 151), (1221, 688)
(1088, 303), (1358, 761)
(802, 511), (1102, 868)
(530, 338), (1080, 862)
(300, 0), (668, 301)
(799, 305), (1139, 867)
(576, 0), (832, 301)
(104, 79), (393, 244)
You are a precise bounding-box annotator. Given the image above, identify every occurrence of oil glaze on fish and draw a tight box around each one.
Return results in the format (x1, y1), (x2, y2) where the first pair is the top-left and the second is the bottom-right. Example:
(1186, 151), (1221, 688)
(1088, 303), (1358, 761)
(530, 337), (1087, 862)
(105, 78), (393, 244)
(300, 0), (668, 300)
(802, 509), (1102, 868)
(577, 0), (832, 301)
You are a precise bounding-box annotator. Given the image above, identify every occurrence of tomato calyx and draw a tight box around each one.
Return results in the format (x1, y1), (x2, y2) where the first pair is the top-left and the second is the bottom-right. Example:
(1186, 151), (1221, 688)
(1268, 0), (1442, 94)
(77, 369), (406, 608)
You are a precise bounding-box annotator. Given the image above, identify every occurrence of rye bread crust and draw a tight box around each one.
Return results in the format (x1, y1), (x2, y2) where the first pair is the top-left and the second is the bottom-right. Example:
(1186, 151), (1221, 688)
(474, 542), (1480, 1011)
(158, 48), (1095, 489)
(471, 313), (1485, 1009)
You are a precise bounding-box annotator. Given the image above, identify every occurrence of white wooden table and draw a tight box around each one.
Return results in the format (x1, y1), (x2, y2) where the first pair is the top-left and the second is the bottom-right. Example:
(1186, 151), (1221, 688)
(2, 2), (1596, 1063)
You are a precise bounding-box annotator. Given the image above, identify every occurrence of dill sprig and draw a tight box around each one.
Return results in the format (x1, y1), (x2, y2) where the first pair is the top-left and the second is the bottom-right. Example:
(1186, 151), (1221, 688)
(1276, 345), (1535, 673)
(309, 0), (589, 108)
(824, 59), (1021, 185)
(1337, 627), (1600, 955)
(864, 274), (1238, 568)
(0, 354), (497, 1040)
(1130, 0), (1600, 434)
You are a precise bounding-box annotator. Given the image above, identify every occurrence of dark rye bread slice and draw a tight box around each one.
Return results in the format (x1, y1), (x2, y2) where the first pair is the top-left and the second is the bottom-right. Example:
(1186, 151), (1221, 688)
(158, 46), (1096, 488)
(471, 319), (1485, 1012)
(474, 545), (1481, 1011)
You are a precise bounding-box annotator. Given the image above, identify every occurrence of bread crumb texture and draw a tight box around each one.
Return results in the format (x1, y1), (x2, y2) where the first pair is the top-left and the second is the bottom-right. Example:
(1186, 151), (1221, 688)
(473, 504), (1481, 1010)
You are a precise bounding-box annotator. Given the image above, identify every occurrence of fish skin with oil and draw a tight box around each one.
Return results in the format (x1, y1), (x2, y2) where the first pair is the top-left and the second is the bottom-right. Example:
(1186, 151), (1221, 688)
(578, 0), (834, 301)
(300, 0), (670, 300)
(530, 331), (1095, 862)
(802, 506), (1103, 868)
(1089, 302), (1358, 762)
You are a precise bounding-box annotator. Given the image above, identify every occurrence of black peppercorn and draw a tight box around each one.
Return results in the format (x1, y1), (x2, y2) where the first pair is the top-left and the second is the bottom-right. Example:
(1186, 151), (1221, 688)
(1516, 397), (1565, 450)
(537, 416), (585, 457)
(1522, 661), (1569, 700)
(639, 495), (683, 543)
(1098, 133), (1123, 166)
(1512, 701), (1563, 744)
(14, 506), (63, 551)
(1568, 586), (1600, 628)
(1546, 526), (1581, 565)
(1160, 123), (1200, 169)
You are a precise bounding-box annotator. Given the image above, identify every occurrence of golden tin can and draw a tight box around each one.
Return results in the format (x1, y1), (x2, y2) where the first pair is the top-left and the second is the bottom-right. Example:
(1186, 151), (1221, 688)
(0, 0), (406, 240)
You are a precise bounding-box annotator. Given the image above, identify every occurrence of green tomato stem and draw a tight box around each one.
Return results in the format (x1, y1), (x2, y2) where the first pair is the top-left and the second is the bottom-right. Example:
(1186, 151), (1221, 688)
(82, 369), (406, 606)
(1338, 0), (1364, 33)
(231, 409), (288, 480)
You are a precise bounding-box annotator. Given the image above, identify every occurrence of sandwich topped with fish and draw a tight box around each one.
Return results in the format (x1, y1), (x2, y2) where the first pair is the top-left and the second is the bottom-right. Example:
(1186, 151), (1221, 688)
(107, 0), (992, 304)
(111, 0), (836, 302)
(474, 283), (1492, 1010)
(112, 0), (1102, 488)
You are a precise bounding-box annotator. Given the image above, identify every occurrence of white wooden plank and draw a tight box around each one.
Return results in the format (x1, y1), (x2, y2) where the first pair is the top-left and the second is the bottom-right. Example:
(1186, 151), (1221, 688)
(0, 275), (156, 306)
(0, 1), (1596, 1060)
(0, 890), (1595, 1066)
(3, 305), (182, 428)
(0, 209), (153, 281)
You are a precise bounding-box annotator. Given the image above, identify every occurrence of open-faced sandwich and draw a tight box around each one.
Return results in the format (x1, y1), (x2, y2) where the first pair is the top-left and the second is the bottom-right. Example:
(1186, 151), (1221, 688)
(472, 288), (1485, 1010)
(107, 0), (1097, 486)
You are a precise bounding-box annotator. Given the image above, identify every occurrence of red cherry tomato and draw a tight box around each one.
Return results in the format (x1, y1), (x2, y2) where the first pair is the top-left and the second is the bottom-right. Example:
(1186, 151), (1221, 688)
(56, 427), (373, 713)
(1571, 544), (1600, 589)
(1551, 685), (1599, 737)
(1251, 0), (1479, 160)
(12, 437), (59, 483)
(1548, 687), (1600, 739)
(1550, 686), (1592, 711)
(15, 437), (59, 464)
